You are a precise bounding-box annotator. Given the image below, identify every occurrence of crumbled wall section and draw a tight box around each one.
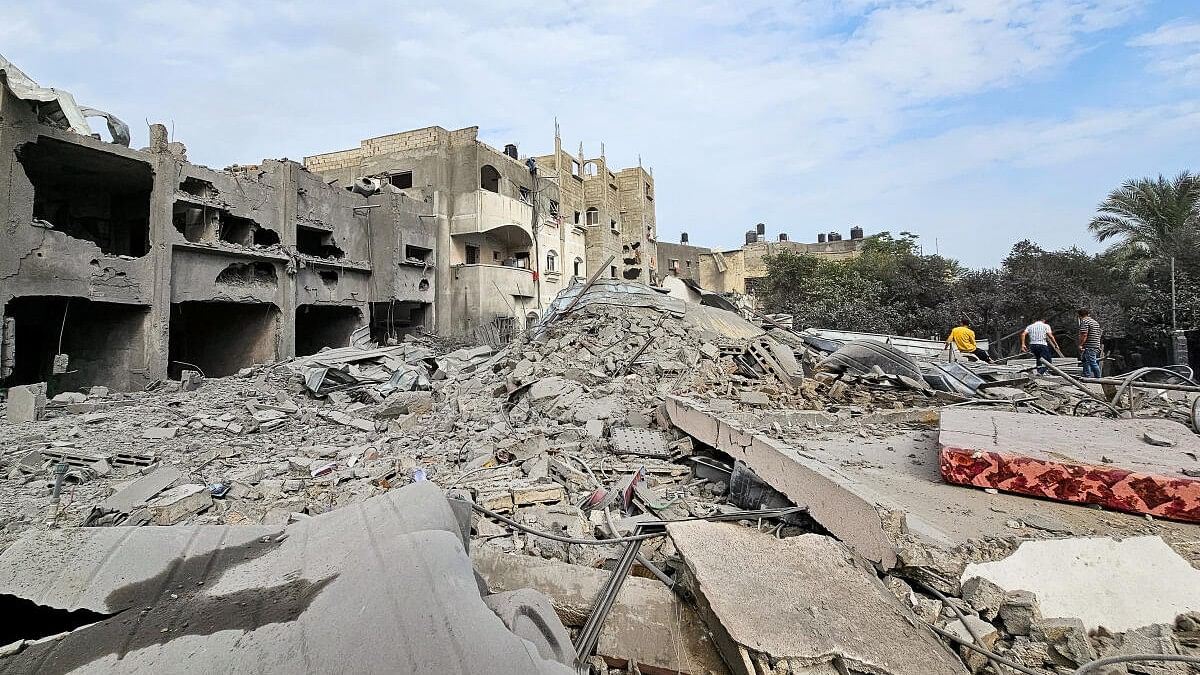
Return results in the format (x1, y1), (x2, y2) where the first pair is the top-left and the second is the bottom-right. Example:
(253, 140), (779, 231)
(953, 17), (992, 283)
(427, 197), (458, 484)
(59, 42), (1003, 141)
(0, 81), (434, 392)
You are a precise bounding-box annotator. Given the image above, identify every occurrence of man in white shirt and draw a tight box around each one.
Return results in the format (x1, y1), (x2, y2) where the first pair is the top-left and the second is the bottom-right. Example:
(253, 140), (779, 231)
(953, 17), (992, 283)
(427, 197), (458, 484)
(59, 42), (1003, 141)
(1020, 318), (1060, 375)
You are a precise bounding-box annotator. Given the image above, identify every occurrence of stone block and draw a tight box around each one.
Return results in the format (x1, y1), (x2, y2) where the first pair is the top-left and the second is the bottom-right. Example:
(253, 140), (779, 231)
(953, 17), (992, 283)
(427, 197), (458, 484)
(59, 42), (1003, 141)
(142, 427), (179, 440)
(512, 485), (565, 506)
(998, 590), (1042, 636)
(961, 576), (1005, 620)
(149, 484), (212, 525)
(180, 370), (204, 391)
(6, 383), (46, 423)
(1032, 617), (1096, 667)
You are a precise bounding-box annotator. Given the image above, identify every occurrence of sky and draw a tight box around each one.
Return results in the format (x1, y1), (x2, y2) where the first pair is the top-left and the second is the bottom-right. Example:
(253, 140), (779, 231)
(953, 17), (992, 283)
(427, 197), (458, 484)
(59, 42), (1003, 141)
(2, 0), (1199, 268)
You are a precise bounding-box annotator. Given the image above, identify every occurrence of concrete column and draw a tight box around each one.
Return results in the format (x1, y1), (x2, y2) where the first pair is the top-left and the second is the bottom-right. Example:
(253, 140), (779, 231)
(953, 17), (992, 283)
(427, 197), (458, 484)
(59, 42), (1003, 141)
(145, 124), (175, 383)
(277, 162), (299, 360)
(433, 190), (452, 334)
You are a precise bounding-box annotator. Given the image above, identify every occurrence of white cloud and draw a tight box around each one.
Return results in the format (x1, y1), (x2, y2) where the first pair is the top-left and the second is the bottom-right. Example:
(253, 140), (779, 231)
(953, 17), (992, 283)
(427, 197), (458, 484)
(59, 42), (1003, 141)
(2, 0), (1192, 266)
(1130, 18), (1200, 82)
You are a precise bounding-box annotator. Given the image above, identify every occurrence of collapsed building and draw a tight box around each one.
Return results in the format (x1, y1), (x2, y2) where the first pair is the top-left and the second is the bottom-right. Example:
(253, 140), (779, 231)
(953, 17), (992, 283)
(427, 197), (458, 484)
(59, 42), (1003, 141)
(3, 57), (1200, 675)
(0, 64), (437, 392)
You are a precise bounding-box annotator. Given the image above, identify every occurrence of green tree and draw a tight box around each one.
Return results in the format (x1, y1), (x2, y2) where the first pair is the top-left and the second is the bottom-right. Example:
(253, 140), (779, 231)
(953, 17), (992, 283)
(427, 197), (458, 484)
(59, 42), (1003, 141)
(1088, 172), (1200, 278)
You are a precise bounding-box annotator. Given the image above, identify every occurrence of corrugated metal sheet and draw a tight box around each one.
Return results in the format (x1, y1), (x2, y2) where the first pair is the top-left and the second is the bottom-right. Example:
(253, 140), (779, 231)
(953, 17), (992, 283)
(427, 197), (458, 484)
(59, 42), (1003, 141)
(0, 482), (573, 674)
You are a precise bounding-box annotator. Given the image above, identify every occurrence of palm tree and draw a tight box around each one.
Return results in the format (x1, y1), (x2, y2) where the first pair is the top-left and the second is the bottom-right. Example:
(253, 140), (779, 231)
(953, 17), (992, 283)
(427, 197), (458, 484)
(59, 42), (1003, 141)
(1089, 172), (1200, 277)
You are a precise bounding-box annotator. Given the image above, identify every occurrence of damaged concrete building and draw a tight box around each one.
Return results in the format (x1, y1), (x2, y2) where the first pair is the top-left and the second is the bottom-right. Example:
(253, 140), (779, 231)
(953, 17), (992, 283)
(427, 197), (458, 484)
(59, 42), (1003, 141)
(304, 124), (657, 336)
(0, 67), (435, 392)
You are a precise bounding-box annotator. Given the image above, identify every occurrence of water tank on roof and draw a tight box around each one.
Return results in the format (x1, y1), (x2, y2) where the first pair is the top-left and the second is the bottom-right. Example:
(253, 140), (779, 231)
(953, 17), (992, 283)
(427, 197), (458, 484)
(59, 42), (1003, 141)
(817, 233), (827, 243)
(779, 233), (788, 242)
(504, 143), (518, 159)
(850, 226), (864, 240)
(829, 231), (841, 242)
(745, 230), (757, 245)
(756, 222), (766, 236)
(351, 177), (382, 196)
(681, 232), (689, 244)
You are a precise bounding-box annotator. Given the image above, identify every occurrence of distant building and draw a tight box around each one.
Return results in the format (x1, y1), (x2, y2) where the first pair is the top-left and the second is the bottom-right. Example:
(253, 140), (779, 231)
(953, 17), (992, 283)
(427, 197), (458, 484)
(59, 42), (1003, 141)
(659, 225), (868, 298)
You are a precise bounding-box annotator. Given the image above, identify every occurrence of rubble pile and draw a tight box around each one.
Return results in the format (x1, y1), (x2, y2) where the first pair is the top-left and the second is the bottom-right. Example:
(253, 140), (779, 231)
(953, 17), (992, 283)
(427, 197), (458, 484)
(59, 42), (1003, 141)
(2, 281), (1200, 674)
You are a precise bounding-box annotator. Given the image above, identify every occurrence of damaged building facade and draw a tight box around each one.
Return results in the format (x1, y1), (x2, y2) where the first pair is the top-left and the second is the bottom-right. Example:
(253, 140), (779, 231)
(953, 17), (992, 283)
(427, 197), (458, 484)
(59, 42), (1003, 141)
(0, 75), (435, 393)
(304, 124), (656, 336)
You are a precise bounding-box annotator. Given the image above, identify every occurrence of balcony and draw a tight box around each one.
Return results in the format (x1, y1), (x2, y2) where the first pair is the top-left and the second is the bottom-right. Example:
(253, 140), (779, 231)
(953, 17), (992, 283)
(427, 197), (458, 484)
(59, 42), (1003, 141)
(453, 263), (536, 299)
(451, 190), (534, 239)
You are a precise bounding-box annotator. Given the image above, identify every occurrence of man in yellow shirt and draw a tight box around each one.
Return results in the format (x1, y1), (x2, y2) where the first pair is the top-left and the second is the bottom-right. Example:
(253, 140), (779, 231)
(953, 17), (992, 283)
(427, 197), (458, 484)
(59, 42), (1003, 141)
(946, 319), (991, 362)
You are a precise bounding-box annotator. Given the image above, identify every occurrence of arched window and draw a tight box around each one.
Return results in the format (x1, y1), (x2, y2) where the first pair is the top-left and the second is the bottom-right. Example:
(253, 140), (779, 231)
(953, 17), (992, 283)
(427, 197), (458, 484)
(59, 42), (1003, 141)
(583, 161), (598, 177)
(545, 250), (558, 273)
(573, 257), (583, 277)
(525, 311), (539, 329)
(585, 207), (598, 226)
(480, 165), (500, 193)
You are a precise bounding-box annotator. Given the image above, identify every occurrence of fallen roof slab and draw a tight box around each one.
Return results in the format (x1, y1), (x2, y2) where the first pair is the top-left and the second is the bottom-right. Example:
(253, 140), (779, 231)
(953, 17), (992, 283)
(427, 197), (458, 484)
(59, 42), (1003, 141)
(665, 395), (900, 568)
(0, 482), (573, 674)
(668, 521), (968, 675)
(963, 535), (1200, 633)
(666, 396), (1200, 568)
(939, 408), (1200, 522)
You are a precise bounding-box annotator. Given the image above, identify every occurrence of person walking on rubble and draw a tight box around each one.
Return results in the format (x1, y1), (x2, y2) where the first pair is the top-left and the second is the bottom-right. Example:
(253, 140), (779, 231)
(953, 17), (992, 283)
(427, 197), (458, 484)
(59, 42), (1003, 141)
(1077, 308), (1103, 379)
(1020, 317), (1060, 375)
(945, 319), (991, 362)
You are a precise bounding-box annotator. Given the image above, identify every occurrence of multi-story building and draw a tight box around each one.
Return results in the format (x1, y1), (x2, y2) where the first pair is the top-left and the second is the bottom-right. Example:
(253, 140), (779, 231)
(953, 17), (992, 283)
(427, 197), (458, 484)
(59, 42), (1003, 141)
(0, 74), (434, 392)
(305, 124), (656, 336)
(0, 61), (658, 392)
(660, 224), (868, 298)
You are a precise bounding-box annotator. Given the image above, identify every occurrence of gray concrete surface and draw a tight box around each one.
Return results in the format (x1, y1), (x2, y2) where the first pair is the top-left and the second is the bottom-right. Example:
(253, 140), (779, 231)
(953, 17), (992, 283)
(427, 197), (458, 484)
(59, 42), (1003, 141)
(668, 521), (968, 675)
(0, 482), (573, 674)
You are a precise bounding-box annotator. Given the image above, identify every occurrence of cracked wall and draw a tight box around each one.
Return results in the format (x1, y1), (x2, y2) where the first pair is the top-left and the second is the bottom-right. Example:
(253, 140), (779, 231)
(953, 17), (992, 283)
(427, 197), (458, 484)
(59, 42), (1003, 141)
(1, 83), (436, 392)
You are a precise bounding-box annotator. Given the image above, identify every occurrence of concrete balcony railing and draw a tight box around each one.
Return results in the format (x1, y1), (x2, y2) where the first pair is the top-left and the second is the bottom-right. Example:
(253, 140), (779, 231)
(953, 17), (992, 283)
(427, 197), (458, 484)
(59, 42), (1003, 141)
(452, 263), (536, 299)
(451, 190), (534, 240)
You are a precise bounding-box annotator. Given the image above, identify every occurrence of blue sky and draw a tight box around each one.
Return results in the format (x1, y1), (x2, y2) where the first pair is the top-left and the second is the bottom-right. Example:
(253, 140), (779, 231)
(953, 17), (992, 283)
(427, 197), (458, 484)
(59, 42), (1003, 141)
(2, 0), (1198, 267)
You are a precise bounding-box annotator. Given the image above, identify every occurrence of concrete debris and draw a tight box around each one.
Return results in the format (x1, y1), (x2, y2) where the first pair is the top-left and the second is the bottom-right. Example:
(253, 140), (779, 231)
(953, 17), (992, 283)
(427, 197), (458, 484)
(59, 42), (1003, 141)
(997, 590), (1043, 636)
(668, 521), (968, 675)
(6, 383), (46, 423)
(0, 482), (574, 674)
(3, 275), (1200, 674)
(964, 536), (1200, 632)
(474, 545), (726, 674)
(148, 483), (212, 525)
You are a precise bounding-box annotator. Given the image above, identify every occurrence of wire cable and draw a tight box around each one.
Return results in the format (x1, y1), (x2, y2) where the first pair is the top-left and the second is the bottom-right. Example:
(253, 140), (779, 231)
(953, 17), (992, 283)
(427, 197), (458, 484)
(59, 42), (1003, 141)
(1073, 654), (1200, 674)
(916, 580), (1012, 675)
(453, 497), (801, 545)
(454, 498), (665, 544)
(928, 625), (1044, 675)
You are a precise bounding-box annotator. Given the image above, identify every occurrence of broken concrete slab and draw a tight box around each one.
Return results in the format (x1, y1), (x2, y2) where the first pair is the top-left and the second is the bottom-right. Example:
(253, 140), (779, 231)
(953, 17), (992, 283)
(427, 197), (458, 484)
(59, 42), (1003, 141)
(6, 382), (46, 423)
(939, 408), (1200, 522)
(665, 395), (900, 569)
(472, 545), (726, 675)
(141, 426), (179, 440)
(0, 482), (573, 674)
(180, 369), (204, 391)
(963, 536), (1200, 632)
(667, 521), (967, 675)
(610, 427), (671, 458)
(148, 483), (212, 525)
(97, 466), (183, 515)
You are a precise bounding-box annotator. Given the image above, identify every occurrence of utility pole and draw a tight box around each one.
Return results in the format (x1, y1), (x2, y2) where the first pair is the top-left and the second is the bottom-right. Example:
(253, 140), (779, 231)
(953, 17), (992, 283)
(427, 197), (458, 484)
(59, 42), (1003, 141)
(1171, 255), (1190, 365)
(1172, 256), (1177, 333)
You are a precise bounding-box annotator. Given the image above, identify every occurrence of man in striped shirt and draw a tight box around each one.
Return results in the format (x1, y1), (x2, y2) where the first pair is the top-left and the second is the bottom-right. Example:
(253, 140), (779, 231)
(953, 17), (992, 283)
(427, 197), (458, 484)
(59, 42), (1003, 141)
(1077, 308), (1102, 378)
